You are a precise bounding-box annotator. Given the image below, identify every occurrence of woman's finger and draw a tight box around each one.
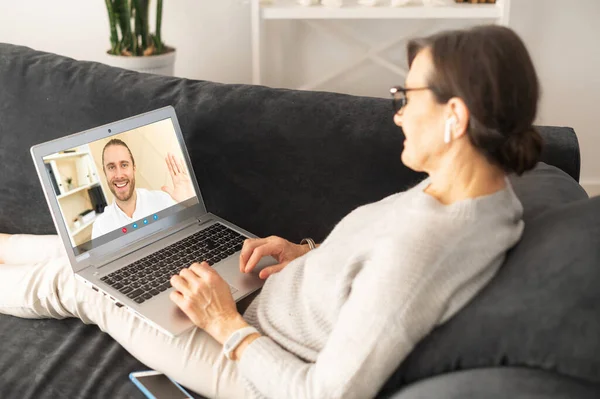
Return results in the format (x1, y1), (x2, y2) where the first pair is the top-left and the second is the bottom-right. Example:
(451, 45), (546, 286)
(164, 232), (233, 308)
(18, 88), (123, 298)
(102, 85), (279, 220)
(179, 267), (205, 292)
(258, 263), (286, 280)
(239, 238), (270, 272)
(169, 290), (200, 326)
(170, 273), (192, 296)
(189, 262), (214, 281)
(170, 290), (185, 307)
(244, 241), (280, 273)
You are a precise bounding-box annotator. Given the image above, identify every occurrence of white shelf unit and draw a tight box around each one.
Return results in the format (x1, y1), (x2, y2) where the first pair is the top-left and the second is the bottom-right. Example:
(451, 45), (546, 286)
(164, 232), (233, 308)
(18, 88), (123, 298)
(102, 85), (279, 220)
(71, 215), (98, 237)
(251, 0), (511, 89)
(56, 182), (100, 200)
(262, 3), (504, 20)
(43, 145), (104, 246)
(44, 151), (90, 161)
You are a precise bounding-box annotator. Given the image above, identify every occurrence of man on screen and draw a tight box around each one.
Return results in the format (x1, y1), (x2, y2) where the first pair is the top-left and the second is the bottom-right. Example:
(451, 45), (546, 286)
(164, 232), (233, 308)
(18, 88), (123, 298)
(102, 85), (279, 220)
(91, 139), (195, 240)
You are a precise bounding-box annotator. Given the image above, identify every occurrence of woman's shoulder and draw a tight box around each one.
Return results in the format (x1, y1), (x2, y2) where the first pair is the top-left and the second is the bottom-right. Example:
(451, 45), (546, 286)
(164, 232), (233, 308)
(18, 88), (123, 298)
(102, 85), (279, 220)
(407, 177), (523, 222)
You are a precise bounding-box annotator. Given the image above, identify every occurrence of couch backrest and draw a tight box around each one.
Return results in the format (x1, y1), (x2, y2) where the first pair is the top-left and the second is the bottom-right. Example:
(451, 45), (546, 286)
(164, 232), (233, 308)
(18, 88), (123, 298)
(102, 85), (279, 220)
(0, 43), (582, 244)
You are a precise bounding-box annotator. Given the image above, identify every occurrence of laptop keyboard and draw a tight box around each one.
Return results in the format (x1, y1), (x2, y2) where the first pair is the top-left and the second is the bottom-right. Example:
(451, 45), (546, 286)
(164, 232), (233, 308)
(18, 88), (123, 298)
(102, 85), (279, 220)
(100, 223), (246, 304)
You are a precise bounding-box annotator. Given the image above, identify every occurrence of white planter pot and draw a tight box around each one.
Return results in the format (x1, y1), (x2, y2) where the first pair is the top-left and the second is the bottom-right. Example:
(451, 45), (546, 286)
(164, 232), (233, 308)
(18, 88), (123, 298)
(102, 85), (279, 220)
(103, 49), (176, 76)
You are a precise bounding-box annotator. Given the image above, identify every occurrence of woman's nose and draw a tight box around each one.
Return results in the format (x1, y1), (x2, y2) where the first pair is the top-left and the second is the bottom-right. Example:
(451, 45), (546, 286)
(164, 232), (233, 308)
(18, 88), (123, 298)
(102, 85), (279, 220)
(393, 112), (403, 127)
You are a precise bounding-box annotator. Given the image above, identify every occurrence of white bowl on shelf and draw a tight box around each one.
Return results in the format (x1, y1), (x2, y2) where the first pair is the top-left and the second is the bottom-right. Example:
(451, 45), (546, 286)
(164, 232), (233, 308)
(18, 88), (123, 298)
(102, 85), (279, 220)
(390, 0), (415, 7)
(321, 0), (343, 6)
(422, 0), (454, 5)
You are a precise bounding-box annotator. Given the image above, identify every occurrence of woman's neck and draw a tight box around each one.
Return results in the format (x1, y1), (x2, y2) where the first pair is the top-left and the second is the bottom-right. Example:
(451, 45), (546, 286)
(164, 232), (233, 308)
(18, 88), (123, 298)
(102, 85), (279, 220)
(424, 149), (507, 205)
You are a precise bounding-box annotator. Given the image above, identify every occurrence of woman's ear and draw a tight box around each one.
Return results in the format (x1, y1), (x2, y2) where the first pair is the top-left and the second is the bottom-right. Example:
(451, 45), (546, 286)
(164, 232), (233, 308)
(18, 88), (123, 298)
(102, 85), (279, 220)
(447, 97), (469, 139)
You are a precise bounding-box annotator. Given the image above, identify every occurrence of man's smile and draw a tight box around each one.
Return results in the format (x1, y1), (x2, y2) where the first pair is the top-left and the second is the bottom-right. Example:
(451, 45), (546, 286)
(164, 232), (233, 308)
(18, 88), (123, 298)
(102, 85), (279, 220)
(114, 181), (129, 189)
(109, 176), (135, 203)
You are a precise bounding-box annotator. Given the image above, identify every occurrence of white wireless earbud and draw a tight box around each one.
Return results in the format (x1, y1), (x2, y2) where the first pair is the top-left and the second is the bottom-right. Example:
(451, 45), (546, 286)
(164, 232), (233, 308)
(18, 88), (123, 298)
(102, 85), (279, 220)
(444, 117), (457, 144)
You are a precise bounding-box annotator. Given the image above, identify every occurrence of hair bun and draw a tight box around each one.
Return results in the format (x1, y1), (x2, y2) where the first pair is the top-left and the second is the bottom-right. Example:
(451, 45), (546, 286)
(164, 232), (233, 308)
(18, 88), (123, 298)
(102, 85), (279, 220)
(498, 127), (543, 175)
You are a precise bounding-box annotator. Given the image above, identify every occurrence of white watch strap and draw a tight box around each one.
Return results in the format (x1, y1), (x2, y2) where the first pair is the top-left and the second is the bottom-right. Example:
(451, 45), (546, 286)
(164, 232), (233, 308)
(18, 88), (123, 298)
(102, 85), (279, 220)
(222, 326), (259, 360)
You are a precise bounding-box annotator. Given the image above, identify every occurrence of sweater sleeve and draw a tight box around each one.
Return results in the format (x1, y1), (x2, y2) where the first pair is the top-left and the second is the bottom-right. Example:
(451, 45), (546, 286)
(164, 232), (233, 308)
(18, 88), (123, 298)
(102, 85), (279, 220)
(238, 235), (456, 399)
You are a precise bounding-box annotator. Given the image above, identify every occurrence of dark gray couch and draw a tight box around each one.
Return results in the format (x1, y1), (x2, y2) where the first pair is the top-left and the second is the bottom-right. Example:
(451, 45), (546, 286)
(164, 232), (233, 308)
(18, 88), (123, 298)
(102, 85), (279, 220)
(1, 43), (600, 399)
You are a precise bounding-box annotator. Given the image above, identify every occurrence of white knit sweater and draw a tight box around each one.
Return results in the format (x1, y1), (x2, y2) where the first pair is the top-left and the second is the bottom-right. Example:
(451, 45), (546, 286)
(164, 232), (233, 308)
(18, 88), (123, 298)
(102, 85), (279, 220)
(240, 177), (524, 399)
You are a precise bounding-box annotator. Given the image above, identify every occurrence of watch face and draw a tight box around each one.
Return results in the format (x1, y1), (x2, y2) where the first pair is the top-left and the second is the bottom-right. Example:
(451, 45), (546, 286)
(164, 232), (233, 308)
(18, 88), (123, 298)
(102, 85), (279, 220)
(223, 327), (258, 359)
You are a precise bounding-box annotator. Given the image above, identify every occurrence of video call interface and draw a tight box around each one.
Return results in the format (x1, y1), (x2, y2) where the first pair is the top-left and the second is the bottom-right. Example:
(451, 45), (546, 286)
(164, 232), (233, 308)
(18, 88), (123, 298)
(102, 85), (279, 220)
(42, 118), (199, 256)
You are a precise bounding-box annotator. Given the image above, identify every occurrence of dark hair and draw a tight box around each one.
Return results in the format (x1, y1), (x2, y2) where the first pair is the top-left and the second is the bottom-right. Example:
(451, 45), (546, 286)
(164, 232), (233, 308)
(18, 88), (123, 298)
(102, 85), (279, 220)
(102, 138), (135, 170)
(407, 25), (542, 175)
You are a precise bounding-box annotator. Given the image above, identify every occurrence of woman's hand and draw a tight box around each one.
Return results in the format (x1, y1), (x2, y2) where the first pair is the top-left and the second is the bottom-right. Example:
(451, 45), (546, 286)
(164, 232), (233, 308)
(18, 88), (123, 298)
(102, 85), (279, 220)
(161, 152), (195, 203)
(240, 236), (311, 279)
(170, 262), (248, 344)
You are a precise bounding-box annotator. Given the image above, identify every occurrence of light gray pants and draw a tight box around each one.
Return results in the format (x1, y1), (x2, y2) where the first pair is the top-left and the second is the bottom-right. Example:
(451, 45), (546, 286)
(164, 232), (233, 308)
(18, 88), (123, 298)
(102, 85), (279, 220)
(0, 234), (248, 398)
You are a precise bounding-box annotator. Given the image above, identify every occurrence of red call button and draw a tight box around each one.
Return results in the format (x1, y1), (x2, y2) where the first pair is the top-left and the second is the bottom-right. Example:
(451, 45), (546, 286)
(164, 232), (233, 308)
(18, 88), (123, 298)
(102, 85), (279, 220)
(122, 227), (128, 233)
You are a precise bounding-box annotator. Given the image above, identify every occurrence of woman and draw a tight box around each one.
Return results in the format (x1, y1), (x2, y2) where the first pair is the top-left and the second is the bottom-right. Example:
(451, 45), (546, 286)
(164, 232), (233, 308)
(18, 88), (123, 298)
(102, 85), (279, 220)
(0, 25), (541, 398)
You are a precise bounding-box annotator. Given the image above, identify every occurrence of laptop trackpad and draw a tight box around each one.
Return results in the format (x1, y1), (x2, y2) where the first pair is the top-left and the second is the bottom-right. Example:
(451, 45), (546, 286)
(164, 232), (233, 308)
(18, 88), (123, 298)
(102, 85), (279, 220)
(141, 255), (276, 336)
(215, 255), (276, 291)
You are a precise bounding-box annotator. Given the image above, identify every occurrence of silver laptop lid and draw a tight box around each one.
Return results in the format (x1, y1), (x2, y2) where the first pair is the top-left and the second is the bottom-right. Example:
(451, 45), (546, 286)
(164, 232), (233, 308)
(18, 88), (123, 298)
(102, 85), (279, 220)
(31, 106), (209, 272)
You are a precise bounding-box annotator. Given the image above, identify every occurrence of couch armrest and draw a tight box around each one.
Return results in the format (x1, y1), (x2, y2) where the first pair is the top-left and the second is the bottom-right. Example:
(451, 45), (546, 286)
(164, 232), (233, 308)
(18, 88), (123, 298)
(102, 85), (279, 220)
(384, 368), (600, 399)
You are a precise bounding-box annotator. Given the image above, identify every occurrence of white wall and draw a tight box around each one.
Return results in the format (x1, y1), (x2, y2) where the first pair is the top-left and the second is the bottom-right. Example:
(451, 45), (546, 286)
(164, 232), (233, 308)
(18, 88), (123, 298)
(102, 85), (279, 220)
(0, 0), (252, 83)
(509, 0), (600, 196)
(0, 0), (598, 195)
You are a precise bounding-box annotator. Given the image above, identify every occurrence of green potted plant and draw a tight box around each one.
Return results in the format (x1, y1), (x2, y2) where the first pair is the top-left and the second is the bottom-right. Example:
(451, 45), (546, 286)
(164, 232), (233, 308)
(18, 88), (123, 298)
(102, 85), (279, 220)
(65, 177), (74, 191)
(104, 0), (176, 76)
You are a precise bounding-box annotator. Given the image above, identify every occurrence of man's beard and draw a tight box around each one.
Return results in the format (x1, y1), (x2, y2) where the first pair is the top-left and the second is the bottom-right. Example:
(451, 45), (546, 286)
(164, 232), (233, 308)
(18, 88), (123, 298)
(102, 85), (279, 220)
(109, 176), (135, 202)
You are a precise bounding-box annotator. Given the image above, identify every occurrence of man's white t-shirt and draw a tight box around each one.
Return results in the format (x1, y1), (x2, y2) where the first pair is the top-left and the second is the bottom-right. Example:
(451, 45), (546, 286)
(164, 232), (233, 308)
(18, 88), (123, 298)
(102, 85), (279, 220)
(91, 188), (176, 240)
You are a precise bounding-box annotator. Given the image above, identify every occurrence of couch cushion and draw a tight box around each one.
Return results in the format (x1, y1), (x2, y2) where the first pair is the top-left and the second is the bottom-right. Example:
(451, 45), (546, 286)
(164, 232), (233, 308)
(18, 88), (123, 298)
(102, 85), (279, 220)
(379, 195), (600, 396)
(393, 368), (600, 399)
(0, 317), (143, 398)
(0, 316), (207, 399)
(509, 162), (588, 221)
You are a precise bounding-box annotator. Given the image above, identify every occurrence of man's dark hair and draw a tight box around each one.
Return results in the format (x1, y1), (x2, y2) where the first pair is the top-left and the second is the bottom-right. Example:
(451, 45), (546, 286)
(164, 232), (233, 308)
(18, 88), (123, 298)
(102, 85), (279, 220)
(101, 138), (135, 171)
(407, 25), (543, 175)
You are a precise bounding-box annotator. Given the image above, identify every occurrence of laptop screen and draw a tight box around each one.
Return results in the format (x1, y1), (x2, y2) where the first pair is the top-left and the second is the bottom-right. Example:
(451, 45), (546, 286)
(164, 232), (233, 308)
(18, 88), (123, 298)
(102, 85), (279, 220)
(42, 117), (199, 257)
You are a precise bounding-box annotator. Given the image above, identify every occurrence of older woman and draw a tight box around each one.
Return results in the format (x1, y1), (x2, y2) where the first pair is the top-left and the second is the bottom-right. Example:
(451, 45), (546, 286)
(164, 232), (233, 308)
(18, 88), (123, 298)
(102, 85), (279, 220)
(0, 24), (541, 398)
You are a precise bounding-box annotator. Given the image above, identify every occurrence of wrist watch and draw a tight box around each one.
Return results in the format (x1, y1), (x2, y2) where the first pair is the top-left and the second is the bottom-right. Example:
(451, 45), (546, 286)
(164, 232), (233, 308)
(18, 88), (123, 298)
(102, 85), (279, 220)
(222, 326), (259, 360)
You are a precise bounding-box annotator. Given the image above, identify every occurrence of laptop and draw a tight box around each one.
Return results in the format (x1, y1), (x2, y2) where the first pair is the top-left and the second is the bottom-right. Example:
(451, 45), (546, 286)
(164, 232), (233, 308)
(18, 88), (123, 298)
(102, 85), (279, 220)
(30, 106), (276, 336)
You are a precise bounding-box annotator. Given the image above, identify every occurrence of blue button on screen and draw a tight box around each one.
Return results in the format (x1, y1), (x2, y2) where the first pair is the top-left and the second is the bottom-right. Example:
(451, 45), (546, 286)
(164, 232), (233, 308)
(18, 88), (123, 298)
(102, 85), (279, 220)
(133, 223), (138, 229)
(143, 219), (148, 225)
(153, 214), (158, 220)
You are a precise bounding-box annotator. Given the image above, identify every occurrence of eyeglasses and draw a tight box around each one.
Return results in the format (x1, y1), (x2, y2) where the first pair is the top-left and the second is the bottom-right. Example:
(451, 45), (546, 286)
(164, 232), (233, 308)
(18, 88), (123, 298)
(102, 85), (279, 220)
(390, 86), (432, 114)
